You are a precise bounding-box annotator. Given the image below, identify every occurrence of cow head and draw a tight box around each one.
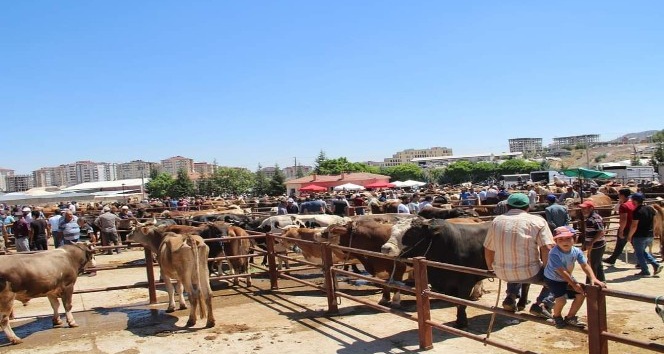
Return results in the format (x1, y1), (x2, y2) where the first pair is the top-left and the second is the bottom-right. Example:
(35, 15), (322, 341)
(381, 217), (415, 257)
(320, 221), (352, 245)
(72, 241), (97, 272)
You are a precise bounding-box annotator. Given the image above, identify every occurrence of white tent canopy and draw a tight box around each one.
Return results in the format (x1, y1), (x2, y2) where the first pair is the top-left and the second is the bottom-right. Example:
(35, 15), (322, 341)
(392, 180), (426, 188)
(333, 183), (365, 191)
(403, 180), (426, 187)
(391, 181), (408, 188)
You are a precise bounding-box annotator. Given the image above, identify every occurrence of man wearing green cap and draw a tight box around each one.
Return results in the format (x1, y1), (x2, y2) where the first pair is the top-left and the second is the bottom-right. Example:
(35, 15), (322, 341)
(484, 193), (556, 318)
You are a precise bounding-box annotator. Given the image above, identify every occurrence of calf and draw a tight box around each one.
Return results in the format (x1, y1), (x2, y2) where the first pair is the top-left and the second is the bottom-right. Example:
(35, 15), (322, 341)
(128, 226), (215, 328)
(0, 243), (96, 344)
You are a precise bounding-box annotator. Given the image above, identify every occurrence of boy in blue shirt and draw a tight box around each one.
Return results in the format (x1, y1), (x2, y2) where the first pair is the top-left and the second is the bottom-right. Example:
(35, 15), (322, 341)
(544, 226), (606, 328)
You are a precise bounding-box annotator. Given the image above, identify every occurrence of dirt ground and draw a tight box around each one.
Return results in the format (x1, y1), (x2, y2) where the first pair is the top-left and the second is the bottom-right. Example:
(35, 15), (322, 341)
(2, 240), (663, 354)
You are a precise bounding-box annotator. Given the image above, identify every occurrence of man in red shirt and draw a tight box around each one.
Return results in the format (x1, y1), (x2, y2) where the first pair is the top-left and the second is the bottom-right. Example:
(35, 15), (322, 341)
(603, 188), (636, 265)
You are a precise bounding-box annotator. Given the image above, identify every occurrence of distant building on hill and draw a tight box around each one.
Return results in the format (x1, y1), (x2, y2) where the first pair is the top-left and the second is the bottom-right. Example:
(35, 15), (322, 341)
(412, 152), (523, 168)
(508, 138), (543, 155)
(367, 147), (453, 167)
(551, 134), (600, 148)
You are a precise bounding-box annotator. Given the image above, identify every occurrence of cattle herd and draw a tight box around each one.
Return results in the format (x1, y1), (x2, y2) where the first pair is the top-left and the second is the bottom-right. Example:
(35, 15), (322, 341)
(1, 183), (664, 346)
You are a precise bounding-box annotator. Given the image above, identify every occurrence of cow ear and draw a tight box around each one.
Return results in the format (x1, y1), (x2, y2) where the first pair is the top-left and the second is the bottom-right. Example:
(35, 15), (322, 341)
(421, 219), (432, 230)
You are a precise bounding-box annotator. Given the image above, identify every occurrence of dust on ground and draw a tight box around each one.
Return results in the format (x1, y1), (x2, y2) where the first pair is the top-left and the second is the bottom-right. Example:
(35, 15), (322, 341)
(2, 242), (663, 354)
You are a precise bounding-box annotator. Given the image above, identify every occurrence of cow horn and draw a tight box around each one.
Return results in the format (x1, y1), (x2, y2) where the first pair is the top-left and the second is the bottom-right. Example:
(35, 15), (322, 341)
(152, 216), (158, 225)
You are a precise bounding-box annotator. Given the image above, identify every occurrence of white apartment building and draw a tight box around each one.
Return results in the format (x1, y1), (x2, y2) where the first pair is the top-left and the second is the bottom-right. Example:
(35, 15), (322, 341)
(0, 167), (14, 192)
(367, 147), (453, 167)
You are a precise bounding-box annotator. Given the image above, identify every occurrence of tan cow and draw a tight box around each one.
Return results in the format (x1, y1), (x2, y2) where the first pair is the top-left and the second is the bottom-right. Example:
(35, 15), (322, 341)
(0, 243), (96, 344)
(128, 226), (215, 328)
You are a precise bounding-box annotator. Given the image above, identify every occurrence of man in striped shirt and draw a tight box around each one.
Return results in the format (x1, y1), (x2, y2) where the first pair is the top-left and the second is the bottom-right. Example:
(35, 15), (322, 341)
(484, 193), (556, 318)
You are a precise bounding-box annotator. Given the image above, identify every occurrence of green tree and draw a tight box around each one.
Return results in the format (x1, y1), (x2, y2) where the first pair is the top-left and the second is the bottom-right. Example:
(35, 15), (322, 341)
(380, 164), (423, 181)
(268, 164), (287, 196)
(169, 169), (195, 198)
(472, 161), (498, 182)
(440, 161), (473, 184)
(313, 150), (327, 174)
(317, 157), (379, 175)
(254, 164), (270, 196)
(496, 159), (540, 175)
(213, 167), (255, 196)
(630, 155), (642, 166)
(145, 172), (174, 199)
(296, 165), (305, 178)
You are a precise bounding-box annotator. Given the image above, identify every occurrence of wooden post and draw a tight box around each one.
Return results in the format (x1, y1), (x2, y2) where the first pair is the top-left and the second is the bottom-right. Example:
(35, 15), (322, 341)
(321, 242), (339, 314)
(586, 286), (608, 354)
(413, 257), (433, 350)
(266, 232), (279, 290)
(144, 247), (157, 304)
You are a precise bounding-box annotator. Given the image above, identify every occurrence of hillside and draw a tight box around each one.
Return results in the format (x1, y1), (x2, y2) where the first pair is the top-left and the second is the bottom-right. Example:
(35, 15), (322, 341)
(549, 143), (653, 169)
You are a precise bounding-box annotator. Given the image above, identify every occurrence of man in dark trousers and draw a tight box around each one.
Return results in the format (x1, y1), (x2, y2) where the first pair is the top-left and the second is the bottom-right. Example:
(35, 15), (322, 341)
(628, 193), (662, 276)
(603, 188), (636, 266)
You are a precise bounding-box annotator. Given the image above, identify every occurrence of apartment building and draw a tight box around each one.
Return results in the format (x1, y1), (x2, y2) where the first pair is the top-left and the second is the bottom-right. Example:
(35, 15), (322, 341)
(117, 160), (159, 180)
(0, 167), (14, 192)
(367, 147), (453, 167)
(508, 138), (543, 154)
(6, 174), (33, 192)
(161, 156), (194, 176)
(552, 134), (600, 148)
(282, 165), (312, 180)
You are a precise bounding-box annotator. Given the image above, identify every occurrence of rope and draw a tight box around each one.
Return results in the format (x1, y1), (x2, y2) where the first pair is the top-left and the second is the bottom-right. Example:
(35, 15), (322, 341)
(485, 278), (502, 343)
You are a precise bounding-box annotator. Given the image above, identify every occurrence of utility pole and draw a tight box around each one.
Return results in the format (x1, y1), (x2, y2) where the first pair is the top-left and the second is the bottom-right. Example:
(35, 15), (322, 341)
(585, 142), (591, 168)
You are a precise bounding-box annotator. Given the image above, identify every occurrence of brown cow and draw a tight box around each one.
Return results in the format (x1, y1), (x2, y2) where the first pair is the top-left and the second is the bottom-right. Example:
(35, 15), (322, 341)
(128, 227), (215, 328)
(205, 222), (253, 286)
(0, 243), (96, 344)
(320, 214), (416, 307)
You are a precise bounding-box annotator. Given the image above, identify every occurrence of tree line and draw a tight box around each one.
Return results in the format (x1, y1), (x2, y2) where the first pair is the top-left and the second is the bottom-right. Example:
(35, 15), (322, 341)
(140, 130), (664, 199)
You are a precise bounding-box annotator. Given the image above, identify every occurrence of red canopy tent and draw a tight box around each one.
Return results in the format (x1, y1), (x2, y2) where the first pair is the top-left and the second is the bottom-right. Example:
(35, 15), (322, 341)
(299, 184), (327, 192)
(364, 181), (395, 189)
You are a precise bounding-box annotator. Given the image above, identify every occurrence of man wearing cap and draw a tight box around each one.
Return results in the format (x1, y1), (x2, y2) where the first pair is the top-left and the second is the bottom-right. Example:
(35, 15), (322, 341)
(119, 205), (133, 219)
(627, 193), (663, 276)
(545, 194), (571, 233)
(484, 193), (555, 318)
(286, 198), (299, 214)
(95, 207), (123, 255)
(579, 200), (606, 283)
(276, 198), (288, 215)
(603, 188), (636, 266)
(558, 185), (580, 203)
(13, 208), (31, 252)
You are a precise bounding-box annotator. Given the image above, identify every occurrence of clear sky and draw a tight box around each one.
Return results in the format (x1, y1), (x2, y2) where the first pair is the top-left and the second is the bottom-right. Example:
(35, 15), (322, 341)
(2, 1), (662, 174)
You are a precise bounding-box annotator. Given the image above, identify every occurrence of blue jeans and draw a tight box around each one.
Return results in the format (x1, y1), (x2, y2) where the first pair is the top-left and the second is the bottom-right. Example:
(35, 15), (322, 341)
(632, 237), (659, 274)
(506, 268), (554, 308)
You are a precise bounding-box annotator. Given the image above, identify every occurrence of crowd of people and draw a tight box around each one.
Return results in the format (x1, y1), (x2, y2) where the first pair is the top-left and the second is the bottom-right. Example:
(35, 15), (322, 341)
(0, 201), (135, 257)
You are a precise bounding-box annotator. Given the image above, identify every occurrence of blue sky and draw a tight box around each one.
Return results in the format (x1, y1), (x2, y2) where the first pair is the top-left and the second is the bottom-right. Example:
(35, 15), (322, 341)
(2, 1), (662, 174)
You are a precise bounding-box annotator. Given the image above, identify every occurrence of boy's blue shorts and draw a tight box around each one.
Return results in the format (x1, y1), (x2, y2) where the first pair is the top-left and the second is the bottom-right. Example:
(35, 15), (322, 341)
(544, 277), (581, 299)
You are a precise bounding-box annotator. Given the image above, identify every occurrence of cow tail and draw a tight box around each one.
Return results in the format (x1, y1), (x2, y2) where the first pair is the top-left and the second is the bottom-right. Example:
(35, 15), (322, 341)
(189, 236), (207, 320)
